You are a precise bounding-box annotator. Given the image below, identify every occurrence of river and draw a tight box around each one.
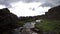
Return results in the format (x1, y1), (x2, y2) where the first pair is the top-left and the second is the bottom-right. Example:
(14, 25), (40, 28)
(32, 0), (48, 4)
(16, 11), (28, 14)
(13, 19), (41, 34)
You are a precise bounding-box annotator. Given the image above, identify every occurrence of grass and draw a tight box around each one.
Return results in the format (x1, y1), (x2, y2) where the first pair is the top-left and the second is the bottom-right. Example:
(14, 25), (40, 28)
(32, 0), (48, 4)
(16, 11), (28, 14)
(35, 19), (60, 32)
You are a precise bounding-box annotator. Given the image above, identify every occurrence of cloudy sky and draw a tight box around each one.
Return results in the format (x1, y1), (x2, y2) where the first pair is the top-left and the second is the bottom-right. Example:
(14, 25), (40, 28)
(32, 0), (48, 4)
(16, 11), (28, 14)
(0, 0), (60, 17)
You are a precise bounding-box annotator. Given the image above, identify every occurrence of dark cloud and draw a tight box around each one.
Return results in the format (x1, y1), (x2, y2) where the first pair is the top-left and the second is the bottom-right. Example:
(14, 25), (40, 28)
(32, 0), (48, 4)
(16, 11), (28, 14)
(20, 0), (60, 7)
(0, 0), (60, 8)
(29, 8), (35, 11)
(21, 0), (35, 3)
(39, 2), (55, 7)
(0, 0), (20, 8)
(32, 8), (35, 11)
(41, 0), (60, 7)
(20, 0), (45, 3)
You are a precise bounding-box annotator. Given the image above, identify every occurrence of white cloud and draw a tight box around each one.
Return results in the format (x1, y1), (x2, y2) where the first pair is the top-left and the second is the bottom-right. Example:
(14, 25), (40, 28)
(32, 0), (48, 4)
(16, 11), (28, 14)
(9, 2), (50, 17)
(0, 5), (5, 9)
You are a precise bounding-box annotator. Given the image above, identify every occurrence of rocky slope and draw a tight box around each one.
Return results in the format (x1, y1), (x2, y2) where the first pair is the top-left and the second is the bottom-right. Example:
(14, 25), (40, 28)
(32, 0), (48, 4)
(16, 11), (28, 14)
(0, 8), (19, 33)
(45, 5), (60, 20)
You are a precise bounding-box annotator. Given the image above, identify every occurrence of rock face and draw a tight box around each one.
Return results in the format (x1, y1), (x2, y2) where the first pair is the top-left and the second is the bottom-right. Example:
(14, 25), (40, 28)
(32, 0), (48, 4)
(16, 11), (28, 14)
(0, 8), (19, 33)
(45, 5), (60, 20)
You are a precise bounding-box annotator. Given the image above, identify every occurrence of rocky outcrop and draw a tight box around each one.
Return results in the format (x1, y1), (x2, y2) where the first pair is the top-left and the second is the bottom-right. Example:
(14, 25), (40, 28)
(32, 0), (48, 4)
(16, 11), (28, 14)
(0, 8), (19, 33)
(45, 5), (60, 20)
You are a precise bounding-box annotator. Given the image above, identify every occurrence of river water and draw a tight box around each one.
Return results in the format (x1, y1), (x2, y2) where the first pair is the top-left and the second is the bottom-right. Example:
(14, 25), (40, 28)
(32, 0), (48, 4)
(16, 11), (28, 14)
(13, 20), (41, 34)
(21, 22), (37, 34)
